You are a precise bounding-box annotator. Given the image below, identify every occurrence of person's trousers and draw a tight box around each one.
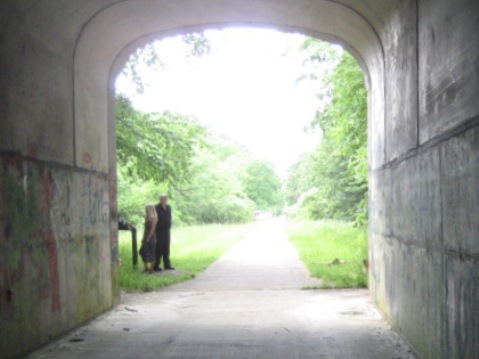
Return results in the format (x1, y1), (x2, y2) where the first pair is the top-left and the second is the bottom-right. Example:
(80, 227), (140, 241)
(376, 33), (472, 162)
(154, 229), (171, 268)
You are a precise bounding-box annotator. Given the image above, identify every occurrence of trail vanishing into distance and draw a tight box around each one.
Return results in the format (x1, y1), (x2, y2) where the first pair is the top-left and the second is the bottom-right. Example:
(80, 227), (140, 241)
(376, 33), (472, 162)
(29, 219), (417, 359)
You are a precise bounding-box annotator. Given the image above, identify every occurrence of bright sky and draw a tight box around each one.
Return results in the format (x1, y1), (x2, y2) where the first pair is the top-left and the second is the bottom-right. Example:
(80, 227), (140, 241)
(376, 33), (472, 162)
(116, 27), (332, 177)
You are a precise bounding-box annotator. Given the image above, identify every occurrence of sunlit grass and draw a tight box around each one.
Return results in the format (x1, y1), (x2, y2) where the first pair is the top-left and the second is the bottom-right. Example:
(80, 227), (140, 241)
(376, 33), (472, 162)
(119, 223), (254, 292)
(286, 220), (368, 289)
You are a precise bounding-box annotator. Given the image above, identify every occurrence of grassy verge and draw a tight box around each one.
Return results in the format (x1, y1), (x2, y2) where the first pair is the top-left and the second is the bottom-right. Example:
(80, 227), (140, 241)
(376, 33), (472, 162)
(119, 223), (253, 292)
(286, 220), (368, 289)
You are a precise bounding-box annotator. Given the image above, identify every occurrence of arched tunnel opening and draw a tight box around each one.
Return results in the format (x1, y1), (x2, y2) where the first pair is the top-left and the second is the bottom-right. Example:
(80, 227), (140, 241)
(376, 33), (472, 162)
(112, 26), (370, 292)
(1, 1), (478, 359)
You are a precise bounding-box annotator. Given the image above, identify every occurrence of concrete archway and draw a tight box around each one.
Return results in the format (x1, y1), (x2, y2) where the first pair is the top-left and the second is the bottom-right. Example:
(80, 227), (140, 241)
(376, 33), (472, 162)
(1, 1), (478, 358)
(72, 0), (385, 173)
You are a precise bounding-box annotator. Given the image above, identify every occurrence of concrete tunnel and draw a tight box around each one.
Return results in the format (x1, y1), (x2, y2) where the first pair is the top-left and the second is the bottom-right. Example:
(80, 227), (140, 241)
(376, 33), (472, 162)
(0, 1), (478, 358)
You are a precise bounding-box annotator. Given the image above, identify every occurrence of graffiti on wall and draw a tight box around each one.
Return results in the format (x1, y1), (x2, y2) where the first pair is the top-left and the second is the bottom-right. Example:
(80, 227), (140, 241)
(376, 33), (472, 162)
(0, 153), (112, 321)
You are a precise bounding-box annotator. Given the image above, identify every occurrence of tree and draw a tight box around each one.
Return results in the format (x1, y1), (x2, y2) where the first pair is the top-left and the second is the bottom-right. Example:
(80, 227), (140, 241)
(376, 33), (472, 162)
(116, 96), (205, 186)
(243, 160), (284, 214)
(116, 96), (205, 223)
(284, 152), (315, 206)
(286, 42), (368, 225)
(181, 33), (211, 58)
(312, 51), (368, 223)
(171, 134), (256, 224)
(120, 33), (211, 94)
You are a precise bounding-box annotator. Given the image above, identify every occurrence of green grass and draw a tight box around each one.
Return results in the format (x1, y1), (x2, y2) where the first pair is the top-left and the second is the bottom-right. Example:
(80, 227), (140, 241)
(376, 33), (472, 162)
(119, 223), (253, 292)
(287, 220), (368, 289)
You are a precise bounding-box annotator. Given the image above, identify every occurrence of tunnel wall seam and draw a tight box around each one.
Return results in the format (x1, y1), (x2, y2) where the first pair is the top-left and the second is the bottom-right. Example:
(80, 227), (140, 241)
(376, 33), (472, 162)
(371, 114), (479, 174)
(415, 0), (420, 148)
(0, 151), (110, 178)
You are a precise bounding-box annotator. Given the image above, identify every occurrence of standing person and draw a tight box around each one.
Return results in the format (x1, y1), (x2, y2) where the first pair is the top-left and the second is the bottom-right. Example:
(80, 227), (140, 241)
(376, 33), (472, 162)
(139, 205), (157, 273)
(154, 194), (174, 271)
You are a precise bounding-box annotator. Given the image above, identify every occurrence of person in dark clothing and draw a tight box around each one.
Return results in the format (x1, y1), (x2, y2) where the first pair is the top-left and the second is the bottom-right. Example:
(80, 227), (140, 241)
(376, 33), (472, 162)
(153, 194), (174, 271)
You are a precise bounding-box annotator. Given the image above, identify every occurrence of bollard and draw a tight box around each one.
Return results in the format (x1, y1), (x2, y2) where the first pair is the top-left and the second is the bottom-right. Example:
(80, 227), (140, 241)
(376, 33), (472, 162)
(119, 217), (138, 268)
(131, 226), (138, 267)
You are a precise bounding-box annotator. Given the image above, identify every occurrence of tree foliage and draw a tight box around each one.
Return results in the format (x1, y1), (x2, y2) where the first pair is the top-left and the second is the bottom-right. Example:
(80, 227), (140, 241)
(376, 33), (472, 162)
(181, 33), (211, 58)
(286, 42), (368, 225)
(116, 96), (205, 186)
(115, 32), (286, 225)
(242, 160), (283, 214)
(121, 43), (165, 94)
(171, 136), (256, 224)
(116, 96), (206, 224)
(121, 32), (211, 93)
(116, 98), (283, 225)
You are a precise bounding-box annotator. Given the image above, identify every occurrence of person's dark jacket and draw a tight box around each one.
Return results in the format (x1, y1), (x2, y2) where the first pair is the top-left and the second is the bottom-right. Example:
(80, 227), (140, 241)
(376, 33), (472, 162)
(155, 204), (172, 231)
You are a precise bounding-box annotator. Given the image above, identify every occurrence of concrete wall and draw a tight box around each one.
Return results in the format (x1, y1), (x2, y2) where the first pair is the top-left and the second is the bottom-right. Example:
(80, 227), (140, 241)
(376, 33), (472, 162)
(0, 2), (120, 357)
(370, 1), (479, 358)
(0, 155), (116, 355)
(0, 1), (477, 358)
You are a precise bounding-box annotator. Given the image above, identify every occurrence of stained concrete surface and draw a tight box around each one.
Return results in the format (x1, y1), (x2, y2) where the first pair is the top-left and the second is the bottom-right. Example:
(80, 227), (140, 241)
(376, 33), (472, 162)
(27, 219), (418, 359)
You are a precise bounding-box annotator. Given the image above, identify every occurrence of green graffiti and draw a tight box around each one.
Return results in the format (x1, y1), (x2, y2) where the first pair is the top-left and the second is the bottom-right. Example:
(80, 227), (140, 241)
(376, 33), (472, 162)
(73, 235), (83, 248)
(4, 172), (40, 269)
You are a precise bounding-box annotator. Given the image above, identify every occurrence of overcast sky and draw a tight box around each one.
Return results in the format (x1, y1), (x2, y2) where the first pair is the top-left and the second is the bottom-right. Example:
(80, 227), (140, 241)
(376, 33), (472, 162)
(115, 27), (329, 177)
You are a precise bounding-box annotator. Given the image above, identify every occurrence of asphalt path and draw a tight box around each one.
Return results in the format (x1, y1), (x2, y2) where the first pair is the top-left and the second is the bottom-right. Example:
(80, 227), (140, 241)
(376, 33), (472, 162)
(28, 219), (419, 359)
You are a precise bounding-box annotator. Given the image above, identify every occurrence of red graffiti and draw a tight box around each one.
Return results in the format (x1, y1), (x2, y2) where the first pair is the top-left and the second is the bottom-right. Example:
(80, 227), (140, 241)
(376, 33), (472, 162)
(30, 230), (61, 311)
(2, 153), (23, 176)
(39, 167), (61, 311)
(1, 156), (62, 314)
(27, 143), (38, 156)
(39, 166), (54, 213)
(46, 231), (61, 311)
(83, 152), (92, 164)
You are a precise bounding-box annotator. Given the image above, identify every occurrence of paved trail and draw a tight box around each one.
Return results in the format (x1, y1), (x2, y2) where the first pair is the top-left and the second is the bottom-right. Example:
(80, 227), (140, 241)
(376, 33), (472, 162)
(28, 219), (418, 359)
